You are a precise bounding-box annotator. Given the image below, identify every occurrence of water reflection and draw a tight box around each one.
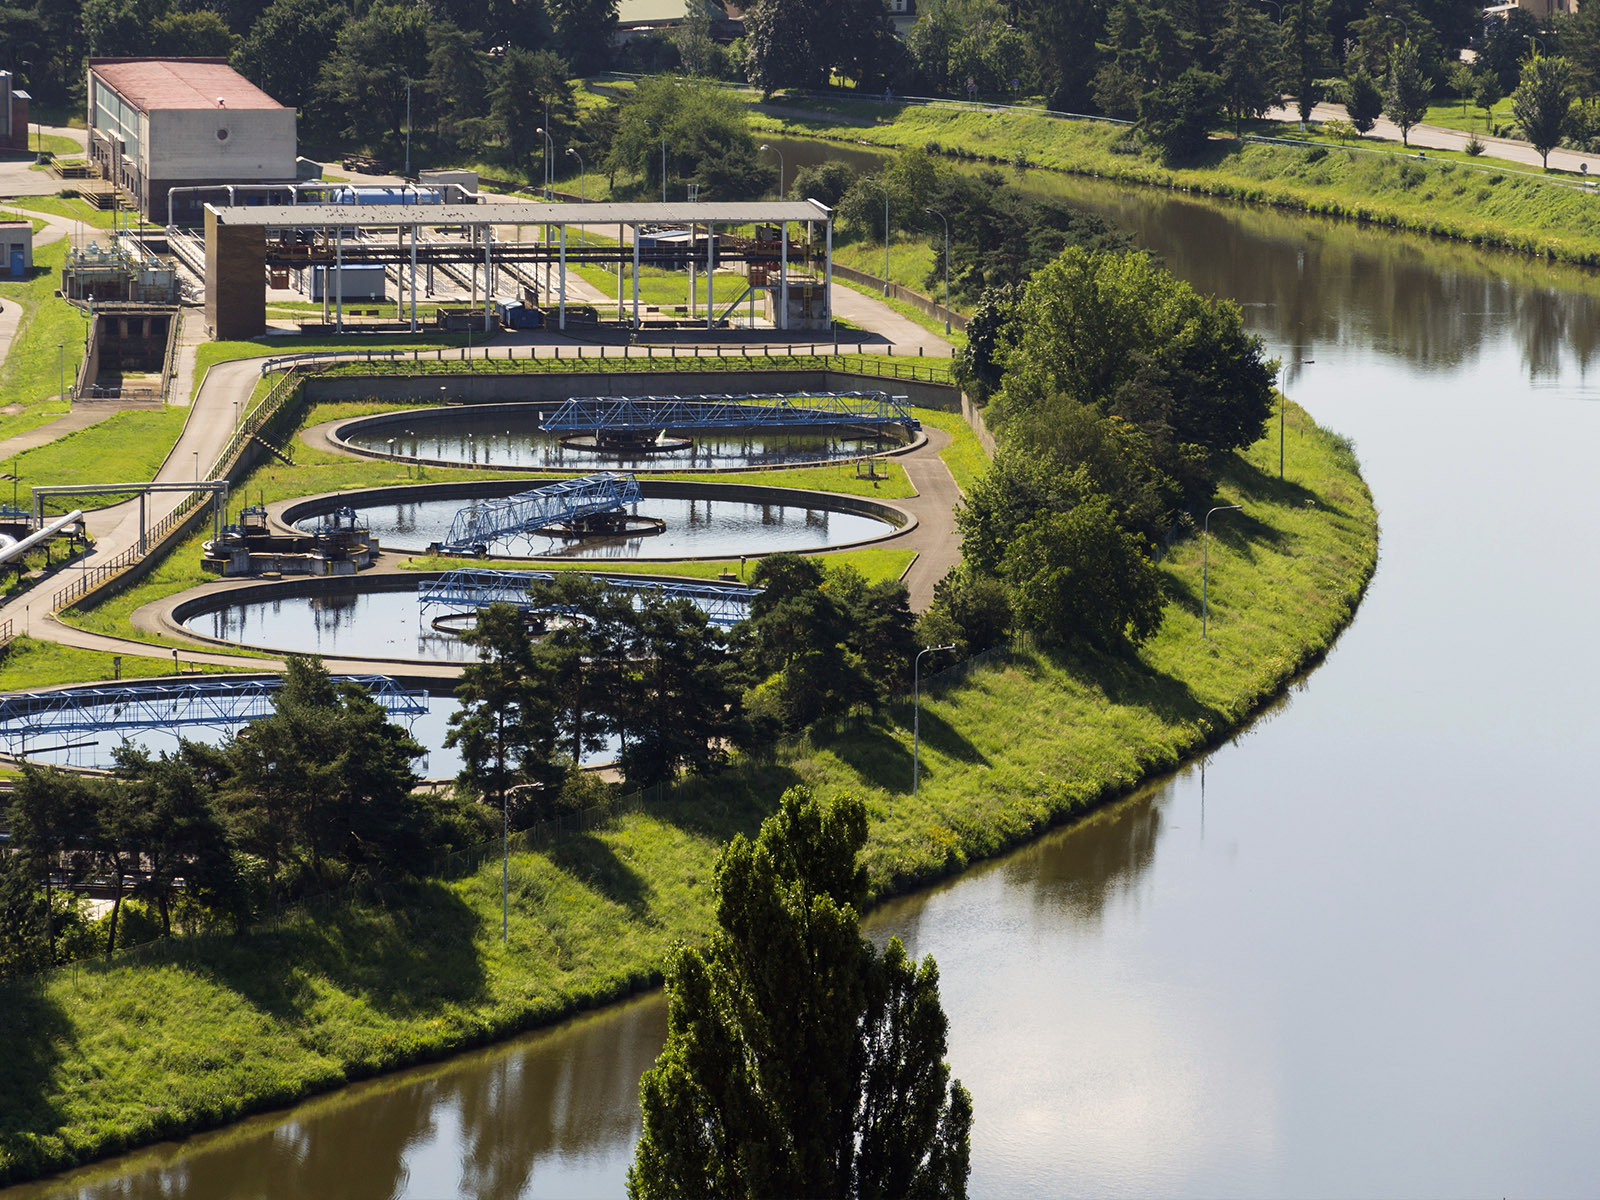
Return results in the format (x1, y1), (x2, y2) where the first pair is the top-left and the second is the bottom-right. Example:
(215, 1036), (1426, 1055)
(297, 497), (891, 558)
(346, 409), (888, 471)
(11, 997), (666, 1200)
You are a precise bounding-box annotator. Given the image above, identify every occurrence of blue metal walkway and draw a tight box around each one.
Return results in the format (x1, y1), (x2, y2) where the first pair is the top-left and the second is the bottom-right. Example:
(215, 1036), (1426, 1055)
(418, 568), (760, 627)
(539, 391), (920, 434)
(440, 472), (641, 555)
(0, 676), (428, 747)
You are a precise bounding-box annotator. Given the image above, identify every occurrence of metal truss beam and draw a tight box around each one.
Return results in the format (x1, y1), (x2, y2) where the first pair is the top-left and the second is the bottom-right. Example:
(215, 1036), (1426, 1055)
(540, 391), (919, 435)
(418, 569), (760, 627)
(440, 473), (640, 555)
(0, 676), (427, 746)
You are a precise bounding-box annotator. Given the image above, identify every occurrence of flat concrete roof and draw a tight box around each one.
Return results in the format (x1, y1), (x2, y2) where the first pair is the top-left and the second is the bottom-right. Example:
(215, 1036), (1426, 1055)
(208, 201), (831, 228)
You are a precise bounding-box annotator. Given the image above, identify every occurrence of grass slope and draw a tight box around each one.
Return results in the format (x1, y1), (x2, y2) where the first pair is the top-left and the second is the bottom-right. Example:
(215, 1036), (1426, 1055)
(0, 241), (88, 439)
(753, 101), (1600, 265)
(0, 401), (1375, 1183)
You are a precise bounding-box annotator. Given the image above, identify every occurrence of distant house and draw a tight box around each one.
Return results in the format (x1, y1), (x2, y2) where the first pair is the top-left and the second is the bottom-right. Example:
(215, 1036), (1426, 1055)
(87, 57), (298, 223)
(0, 70), (31, 153)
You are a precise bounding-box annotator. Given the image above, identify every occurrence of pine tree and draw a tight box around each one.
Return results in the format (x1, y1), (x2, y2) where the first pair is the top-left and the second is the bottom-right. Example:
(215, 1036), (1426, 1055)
(629, 786), (972, 1199)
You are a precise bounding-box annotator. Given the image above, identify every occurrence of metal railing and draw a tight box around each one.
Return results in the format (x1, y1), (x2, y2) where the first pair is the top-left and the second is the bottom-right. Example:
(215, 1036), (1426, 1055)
(49, 366), (307, 614)
(261, 343), (955, 385)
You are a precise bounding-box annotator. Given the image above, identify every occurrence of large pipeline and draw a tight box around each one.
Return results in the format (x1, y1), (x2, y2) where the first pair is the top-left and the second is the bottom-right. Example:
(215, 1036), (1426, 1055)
(0, 510), (86, 569)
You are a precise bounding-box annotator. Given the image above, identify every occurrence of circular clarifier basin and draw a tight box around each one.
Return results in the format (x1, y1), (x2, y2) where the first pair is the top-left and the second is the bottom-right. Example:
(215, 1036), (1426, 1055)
(0, 689), (616, 777)
(291, 489), (900, 559)
(339, 405), (902, 470)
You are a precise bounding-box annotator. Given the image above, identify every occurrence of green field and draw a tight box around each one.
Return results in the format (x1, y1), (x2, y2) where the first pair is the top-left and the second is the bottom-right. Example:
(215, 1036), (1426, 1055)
(0, 400), (1375, 1184)
(16, 407), (189, 505)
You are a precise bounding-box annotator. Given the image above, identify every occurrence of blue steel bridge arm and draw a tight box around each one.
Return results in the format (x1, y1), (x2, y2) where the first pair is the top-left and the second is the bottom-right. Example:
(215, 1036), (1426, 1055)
(0, 676), (427, 744)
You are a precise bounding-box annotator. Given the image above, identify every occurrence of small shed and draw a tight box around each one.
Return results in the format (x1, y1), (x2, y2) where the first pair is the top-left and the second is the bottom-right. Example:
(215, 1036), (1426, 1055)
(0, 221), (33, 278)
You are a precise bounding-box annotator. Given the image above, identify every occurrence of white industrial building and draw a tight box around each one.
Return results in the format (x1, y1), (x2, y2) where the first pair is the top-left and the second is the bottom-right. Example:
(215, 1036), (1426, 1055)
(87, 58), (297, 224)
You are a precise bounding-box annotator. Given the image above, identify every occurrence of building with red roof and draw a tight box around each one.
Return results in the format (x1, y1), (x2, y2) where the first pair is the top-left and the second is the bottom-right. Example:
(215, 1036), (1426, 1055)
(88, 58), (297, 223)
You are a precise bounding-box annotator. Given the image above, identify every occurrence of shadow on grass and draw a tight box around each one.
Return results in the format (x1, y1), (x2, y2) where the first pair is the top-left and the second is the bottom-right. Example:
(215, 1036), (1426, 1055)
(192, 881), (490, 1021)
(0, 982), (73, 1169)
(1225, 453), (1355, 522)
(1051, 643), (1226, 731)
(546, 832), (653, 918)
(649, 761), (803, 845)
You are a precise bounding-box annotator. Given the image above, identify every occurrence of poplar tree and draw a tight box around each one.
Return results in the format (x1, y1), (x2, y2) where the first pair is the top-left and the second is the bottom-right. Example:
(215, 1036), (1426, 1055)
(629, 786), (972, 1200)
(1511, 54), (1575, 169)
(1383, 38), (1432, 146)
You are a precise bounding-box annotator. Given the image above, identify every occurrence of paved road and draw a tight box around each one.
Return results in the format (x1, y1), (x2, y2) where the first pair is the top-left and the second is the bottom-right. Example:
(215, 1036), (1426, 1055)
(1265, 101), (1600, 174)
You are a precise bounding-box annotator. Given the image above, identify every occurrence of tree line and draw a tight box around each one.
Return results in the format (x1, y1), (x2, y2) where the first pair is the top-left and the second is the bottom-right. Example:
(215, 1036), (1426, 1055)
(923, 243), (1276, 654)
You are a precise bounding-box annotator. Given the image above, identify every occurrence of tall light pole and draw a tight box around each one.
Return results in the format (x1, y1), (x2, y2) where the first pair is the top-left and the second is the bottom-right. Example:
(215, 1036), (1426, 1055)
(1202, 504), (1242, 638)
(760, 143), (784, 200)
(913, 644), (956, 795)
(923, 206), (950, 335)
(534, 126), (554, 200)
(565, 146), (585, 202)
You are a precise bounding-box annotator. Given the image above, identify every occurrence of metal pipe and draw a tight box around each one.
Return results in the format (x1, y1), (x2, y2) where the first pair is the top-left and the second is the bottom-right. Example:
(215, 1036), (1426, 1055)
(2, 510), (85, 565)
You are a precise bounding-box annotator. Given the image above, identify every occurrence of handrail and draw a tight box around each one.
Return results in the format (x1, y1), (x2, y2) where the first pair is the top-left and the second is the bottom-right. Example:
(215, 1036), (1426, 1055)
(51, 366), (308, 614)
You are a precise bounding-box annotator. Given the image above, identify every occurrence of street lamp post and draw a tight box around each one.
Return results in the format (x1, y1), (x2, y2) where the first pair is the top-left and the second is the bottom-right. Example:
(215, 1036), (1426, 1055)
(535, 126), (554, 200)
(923, 207), (951, 335)
(913, 644), (956, 795)
(1202, 504), (1242, 638)
(760, 143), (785, 200)
(565, 147), (585, 202)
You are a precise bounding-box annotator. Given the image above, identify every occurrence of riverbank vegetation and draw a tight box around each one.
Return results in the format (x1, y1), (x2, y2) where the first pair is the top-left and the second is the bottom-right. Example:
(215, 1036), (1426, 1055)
(0, 388), (1372, 1183)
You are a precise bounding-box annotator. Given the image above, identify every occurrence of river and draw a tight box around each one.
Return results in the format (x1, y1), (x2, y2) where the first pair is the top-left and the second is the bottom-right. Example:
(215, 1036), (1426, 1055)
(15, 165), (1600, 1197)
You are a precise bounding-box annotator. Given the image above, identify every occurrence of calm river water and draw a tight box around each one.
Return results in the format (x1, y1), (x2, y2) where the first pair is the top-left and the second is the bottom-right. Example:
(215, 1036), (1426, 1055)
(16, 169), (1600, 1198)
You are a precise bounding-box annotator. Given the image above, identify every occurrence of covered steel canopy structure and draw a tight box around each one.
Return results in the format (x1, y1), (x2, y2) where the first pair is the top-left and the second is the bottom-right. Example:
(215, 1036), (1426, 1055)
(203, 200), (834, 341)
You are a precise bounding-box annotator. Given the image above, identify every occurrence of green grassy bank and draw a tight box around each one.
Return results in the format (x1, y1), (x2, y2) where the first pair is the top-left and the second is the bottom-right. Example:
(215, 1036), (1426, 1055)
(754, 100), (1600, 265)
(0, 401), (1375, 1184)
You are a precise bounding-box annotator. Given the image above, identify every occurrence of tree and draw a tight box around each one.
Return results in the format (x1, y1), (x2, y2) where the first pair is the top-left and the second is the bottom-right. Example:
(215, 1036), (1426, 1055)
(629, 786), (972, 1199)
(1138, 66), (1225, 163)
(491, 47), (575, 176)
(233, 0), (348, 112)
(547, 0), (616, 75)
(1511, 54), (1575, 168)
(317, 0), (431, 150)
(617, 598), (740, 789)
(225, 656), (426, 895)
(1383, 38), (1432, 146)
(1001, 496), (1167, 649)
(153, 9), (236, 55)
(607, 74), (772, 200)
(1344, 68), (1384, 135)
(917, 565), (1014, 658)
(954, 281), (1021, 400)
(744, 0), (830, 96)
(1213, 0), (1278, 135)
(1018, 0), (1104, 112)
(447, 602), (564, 818)
(1474, 68), (1504, 132)
(112, 745), (238, 938)
(1282, 0), (1331, 124)
(535, 573), (636, 765)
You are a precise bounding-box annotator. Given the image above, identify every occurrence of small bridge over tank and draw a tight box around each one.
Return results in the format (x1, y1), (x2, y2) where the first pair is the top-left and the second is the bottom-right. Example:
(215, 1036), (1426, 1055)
(419, 568), (761, 627)
(539, 392), (921, 438)
(0, 676), (428, 751)
(439, 472), (641, 555)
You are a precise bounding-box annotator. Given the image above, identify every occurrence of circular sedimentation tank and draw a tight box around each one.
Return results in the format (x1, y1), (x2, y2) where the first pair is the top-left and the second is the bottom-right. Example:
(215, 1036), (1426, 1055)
(280, 480), (908, 561)
(329, 402), (916, 473)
